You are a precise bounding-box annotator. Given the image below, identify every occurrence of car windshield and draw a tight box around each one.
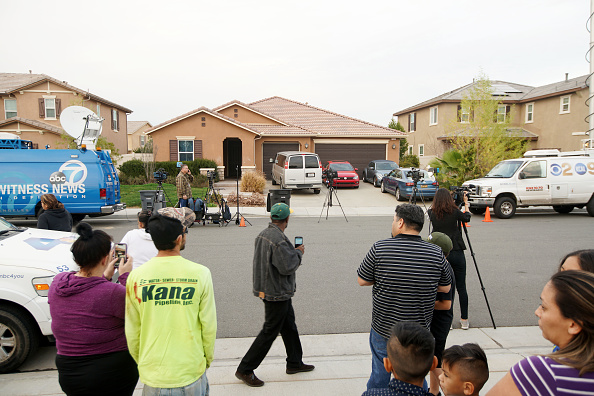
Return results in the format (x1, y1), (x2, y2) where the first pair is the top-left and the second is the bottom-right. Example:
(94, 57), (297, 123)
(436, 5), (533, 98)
(376, 162), (398, 171)
(485, 160), (525, 178)
(0, 217), (18, 233)
(330, 163), (354, 171)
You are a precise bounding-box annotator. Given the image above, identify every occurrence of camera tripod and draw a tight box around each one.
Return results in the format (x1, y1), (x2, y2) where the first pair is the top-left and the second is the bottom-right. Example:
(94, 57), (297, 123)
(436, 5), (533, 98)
(318, 179), (348, 222)
(201, 174), (226, 226)
(228, 165), (251, 226)
(409, 180), (428, 213)
(153, 179), (176, 210)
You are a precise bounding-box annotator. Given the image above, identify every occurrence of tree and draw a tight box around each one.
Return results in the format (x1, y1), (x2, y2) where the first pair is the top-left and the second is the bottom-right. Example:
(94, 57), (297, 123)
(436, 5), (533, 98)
(388, 118), (408, 161)
(435, 74), (528, 184)
(56, 134), (122, 164)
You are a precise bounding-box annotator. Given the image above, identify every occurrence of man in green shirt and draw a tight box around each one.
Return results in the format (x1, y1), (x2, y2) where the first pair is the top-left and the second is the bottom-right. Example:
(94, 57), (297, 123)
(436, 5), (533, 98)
(125, 207), (216, 395)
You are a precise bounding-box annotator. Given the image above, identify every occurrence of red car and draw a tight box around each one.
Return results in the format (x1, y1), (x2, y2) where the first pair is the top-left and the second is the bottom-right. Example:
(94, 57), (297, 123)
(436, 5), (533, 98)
(323, 160), (360, 188)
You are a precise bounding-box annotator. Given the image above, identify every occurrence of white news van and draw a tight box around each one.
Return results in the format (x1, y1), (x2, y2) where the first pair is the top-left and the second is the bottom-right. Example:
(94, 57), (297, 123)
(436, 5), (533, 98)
(462, 149), (594, 219)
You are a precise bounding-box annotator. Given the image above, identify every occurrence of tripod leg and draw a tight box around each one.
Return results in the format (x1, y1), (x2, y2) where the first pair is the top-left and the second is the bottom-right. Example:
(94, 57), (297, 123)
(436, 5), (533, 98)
(331, 188), (348, 222)
(318, 189), (331, 223)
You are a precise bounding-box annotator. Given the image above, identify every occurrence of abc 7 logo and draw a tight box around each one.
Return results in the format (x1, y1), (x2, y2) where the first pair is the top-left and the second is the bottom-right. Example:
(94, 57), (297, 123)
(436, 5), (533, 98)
(49, 172), (67, 185)
(49, 160), (88, 185)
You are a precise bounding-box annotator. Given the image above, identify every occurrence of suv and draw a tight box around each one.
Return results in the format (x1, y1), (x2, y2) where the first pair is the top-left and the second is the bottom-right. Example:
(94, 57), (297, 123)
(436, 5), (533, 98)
(271, 151), (323, 194)
(0, 217), (77, 372)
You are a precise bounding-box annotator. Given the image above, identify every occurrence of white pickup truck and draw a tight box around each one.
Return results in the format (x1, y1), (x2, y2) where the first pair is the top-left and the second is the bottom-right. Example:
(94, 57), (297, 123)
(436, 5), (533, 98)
(0, 217), (76, 372)
(462, 149), (594, 219)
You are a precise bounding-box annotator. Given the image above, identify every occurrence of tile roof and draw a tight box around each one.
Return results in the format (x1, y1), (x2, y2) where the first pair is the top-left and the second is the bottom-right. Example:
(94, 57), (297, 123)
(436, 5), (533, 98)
(394, 75), (588, 116)
(127, 121), (152, 135)
(0, 117), (65, 135)
(212, 100), (289, 126)
(248, 124), (313, 136)
(0, 73), (132, 113)
(249, 96), (405, 137)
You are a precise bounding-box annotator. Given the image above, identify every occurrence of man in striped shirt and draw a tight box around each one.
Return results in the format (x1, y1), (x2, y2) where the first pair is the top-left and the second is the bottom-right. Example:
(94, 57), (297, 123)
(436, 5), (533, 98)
(358, 204), (452, 391)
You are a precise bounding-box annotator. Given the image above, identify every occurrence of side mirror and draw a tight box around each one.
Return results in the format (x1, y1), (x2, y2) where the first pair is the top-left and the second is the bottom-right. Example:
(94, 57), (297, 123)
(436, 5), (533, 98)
(518, 172), (526, 180)
(354, 168), (358, 171)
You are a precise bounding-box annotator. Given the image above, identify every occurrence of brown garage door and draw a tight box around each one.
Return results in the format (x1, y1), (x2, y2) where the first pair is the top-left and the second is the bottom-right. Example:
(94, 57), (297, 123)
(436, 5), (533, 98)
(315, 143), (386, 177)
(262, 142), (300, 178)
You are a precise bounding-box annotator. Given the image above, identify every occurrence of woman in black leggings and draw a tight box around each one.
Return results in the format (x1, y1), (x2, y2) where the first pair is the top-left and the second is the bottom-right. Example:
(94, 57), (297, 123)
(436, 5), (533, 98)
(428, 188), (472, 329)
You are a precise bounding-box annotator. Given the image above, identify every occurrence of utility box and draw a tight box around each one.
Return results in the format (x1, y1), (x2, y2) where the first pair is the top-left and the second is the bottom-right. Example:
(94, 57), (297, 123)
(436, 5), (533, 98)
(267, 189), (291, 212)
(139, 190), (165, 212)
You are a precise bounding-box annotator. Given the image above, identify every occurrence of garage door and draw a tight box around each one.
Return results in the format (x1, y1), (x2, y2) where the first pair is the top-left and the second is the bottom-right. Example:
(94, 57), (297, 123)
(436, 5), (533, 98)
(262, 142), (300, 178)
(315, 143), (386, 177)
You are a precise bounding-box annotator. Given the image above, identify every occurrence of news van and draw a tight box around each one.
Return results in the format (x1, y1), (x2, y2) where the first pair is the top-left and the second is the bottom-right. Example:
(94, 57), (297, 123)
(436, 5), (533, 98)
(462, 149), (594, 219)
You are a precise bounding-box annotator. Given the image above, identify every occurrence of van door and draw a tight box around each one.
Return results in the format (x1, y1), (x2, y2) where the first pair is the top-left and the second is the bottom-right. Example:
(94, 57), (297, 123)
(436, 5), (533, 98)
(304, 154), (322, 183)
(285, 155), (305, 185)
(517, 160), (550, 204)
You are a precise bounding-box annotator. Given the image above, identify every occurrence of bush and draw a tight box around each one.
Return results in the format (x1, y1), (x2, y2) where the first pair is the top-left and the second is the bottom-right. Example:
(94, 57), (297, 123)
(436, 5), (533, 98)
(399, 154), (420, 168)
(119, 159), (145, 178)
(119, 158), (220, 185)
(118, 174), (148, 185)
(240, 170), (266, 193)
(154, 159), (220, 182)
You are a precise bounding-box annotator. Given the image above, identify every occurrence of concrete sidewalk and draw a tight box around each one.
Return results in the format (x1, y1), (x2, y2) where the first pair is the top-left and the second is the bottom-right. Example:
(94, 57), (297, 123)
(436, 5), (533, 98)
(1, 326), (551, 396)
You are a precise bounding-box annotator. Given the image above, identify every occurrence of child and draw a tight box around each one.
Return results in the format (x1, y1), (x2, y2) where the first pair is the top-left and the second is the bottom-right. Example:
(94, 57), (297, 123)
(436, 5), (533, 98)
(439, 344), (489, 396)
(362, 321), (437, 396)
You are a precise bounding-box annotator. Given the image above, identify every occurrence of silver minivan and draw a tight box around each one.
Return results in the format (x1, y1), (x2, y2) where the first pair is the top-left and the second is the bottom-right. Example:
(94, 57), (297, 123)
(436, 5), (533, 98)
(271, 151), (323, 194)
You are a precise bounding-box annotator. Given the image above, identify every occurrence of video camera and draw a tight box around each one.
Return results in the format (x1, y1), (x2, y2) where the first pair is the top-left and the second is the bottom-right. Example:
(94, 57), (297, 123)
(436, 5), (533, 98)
(326, 169), (338, 182)
(450, 185), (471, 207)
(408, 168), (423, 184)
(153, 168), (168, 182)
(206, 170), (216, 187)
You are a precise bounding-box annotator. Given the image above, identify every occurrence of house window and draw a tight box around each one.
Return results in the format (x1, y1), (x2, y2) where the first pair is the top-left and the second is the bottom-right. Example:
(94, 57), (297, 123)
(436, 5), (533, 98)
(111, 109), (119, 131)
(497, 105), (507, 123)
(4, 99), (17, 118)
(234, 109), (238, 113)
(408, 145), (413, 155)
(429, 106), (438, 125)
(409, 112), (416, 132)
(45, 98), (56, 119)
(234, 114), (238, 118)
(96, 103), (101, 117)
(178, 140), (194, 161)
(419, 144), (425, 157)
(140, 135), (146, 146)
(201, 117), (206, 121)
(560, 95), (570, 114)
(202, 123), (206, 127)
(526, 103), (534, 123)
(461, 106), (470, 123)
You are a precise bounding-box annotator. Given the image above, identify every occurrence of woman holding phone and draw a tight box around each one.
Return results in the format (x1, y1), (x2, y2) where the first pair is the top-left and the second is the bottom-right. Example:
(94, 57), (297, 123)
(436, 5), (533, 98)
(49, 222), (138, 396)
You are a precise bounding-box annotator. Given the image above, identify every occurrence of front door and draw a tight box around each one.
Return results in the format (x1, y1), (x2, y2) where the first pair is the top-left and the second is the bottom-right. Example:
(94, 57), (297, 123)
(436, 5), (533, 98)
(223, 138), (242, 178)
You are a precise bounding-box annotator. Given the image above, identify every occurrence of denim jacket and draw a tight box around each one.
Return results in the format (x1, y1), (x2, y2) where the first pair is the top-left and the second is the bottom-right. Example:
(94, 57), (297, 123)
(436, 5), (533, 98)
(252, 223), (302, 301)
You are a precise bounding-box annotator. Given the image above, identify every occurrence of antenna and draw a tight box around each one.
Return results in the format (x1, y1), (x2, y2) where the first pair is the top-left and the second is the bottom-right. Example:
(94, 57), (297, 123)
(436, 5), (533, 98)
(59, 106), (103, 150)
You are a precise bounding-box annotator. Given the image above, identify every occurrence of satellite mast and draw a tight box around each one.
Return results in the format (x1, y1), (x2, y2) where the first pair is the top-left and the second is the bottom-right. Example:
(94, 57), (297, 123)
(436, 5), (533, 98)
(59, 106), (104, 150)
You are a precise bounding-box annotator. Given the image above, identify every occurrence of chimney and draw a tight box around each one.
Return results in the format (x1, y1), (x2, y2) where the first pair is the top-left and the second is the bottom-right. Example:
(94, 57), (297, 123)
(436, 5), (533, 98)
(565, 73), (569, 82)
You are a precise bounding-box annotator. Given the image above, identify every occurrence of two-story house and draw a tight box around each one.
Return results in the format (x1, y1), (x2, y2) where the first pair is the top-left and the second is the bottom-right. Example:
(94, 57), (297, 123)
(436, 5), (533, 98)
(0, 73), (131, 153)
(393, 75), (590, 168)
(127, 121), (153, 153)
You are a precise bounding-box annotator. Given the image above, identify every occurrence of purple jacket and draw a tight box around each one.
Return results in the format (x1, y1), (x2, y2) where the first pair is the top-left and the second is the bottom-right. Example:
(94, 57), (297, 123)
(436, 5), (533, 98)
(49, 271), (130, 356)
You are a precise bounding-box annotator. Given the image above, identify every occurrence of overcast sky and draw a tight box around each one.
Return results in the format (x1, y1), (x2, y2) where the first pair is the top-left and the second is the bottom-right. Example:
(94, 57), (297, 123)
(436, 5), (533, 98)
(4, 0), (591, 128)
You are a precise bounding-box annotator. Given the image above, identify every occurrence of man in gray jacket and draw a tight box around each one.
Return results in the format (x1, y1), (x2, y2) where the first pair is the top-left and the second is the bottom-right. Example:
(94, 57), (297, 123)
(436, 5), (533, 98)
(235, 203), (314, 387)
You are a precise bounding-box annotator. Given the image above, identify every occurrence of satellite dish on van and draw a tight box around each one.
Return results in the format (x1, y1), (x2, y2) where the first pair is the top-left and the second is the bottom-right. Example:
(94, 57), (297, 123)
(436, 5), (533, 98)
(60, 106), (103, 150)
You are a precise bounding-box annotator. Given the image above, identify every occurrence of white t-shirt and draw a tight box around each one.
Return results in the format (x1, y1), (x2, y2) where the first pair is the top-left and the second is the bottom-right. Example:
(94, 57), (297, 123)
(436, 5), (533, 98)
(120, 228), (158, 270)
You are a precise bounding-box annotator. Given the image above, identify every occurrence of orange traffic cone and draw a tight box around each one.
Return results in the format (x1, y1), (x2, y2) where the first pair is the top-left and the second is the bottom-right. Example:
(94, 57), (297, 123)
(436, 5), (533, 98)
(239, 216), (246, 227)
(482, 207), (493, 223)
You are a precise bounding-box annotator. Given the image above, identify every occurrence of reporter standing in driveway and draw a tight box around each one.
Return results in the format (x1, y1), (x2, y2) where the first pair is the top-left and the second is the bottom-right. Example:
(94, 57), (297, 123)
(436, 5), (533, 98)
(176, 164), (193, 208)
(235, 203), (314, 387)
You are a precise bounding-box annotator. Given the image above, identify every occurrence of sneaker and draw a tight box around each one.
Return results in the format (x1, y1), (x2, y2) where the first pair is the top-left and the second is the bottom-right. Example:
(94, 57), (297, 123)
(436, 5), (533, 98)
(235, 370), (264, 387)
(460, 319), (470, 330)
(286, 363), (315, 374)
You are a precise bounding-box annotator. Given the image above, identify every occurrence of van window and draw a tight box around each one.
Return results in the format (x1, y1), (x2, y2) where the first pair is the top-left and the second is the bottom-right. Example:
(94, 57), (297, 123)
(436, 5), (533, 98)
(304, 155), (319, 169)
(523, 161), (546, 178)
(288, 156), (303, 169)
(276, 154), (286, 166)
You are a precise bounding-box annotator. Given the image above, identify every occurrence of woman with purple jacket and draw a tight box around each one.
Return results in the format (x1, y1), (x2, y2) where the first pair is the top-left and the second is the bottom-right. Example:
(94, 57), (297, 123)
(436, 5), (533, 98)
(49, 222), (138, 396)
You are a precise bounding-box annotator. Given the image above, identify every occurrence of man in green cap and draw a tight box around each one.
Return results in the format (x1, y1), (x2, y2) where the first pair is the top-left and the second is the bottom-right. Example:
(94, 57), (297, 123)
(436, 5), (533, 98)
(235, 203), (314, 387)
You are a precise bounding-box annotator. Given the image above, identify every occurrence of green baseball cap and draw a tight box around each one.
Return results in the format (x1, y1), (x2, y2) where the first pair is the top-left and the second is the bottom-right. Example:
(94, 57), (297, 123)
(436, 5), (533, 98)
(271, 203), (294, 220)
(425, 232), (453, 256)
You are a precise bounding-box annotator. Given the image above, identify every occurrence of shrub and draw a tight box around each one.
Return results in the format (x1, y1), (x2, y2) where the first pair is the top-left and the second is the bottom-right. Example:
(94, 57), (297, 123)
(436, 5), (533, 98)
(226, 192), (266, 206)
(119, 159), (146, 178)
(153, 159), (220, 182)
(400, 154), (420, 168)
(118, 174), (147, 185)
(240, 170), (266, 193)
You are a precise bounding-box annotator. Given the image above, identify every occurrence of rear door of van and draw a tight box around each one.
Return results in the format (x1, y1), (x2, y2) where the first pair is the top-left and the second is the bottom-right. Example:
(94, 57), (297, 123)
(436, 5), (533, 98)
(304, 154), (322, 184)
(286, 155), (305, 185)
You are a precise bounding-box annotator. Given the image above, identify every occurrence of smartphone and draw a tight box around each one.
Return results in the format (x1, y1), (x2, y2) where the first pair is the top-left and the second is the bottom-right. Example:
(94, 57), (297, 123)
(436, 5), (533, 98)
(114, 243), (127, 267)
(294, 236), (303, 248)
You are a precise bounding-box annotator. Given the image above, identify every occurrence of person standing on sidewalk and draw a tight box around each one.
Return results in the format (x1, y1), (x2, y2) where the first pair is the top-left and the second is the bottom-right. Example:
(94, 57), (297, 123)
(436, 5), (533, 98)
(358, 204), (452, 390)
(125, 207), (217, 395)
(176, 164), (193, 208)
(235, 203), (314, 387)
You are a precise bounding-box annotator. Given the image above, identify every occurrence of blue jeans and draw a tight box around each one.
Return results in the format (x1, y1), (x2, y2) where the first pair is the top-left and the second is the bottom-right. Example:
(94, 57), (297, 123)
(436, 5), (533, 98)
(367, 328), (391, 389)
(142, 372), (209, 396)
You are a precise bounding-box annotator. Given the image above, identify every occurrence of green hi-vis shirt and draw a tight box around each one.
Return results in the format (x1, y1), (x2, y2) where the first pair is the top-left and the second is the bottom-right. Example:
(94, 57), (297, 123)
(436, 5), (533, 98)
(125, 256), (217, 389)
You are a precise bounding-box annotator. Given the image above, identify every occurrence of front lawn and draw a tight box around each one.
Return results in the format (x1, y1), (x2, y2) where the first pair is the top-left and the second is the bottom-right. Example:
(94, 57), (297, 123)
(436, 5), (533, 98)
(120, 183), (207, 208)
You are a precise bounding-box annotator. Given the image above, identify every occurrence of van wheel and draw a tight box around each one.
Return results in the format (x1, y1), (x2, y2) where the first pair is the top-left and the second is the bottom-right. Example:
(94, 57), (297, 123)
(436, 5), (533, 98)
(494, 197), (516, 219)
(553, 205), (574, 214)
(71, 214), (86, 224)
(469, 207), (486, 215)
(313, 189), (321, 194)
(0, 306), (40, 373)
(586, 198), (594, 216)
(271, 178), (277, 186)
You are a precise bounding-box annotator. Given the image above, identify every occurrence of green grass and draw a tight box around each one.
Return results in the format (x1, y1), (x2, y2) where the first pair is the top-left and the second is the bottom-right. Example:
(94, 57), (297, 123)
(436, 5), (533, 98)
(120, 183), (207, 208)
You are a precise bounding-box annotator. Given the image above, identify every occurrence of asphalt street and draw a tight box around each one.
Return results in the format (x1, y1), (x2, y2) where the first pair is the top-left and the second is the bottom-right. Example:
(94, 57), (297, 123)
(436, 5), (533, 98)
(14, 207), (592, 339)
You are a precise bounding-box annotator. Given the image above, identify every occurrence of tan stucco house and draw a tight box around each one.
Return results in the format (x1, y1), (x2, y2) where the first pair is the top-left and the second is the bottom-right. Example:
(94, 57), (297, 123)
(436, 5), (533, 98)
(127, 121), (153, 153)
(393, 75), (590, 167)
(0, 72), (131, 153)
(146, 96), (405, 178)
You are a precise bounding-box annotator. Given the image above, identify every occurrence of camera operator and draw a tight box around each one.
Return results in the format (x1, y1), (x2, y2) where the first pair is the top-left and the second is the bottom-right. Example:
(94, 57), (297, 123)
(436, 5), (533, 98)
(176, 164), (194, 208)
(427, 188), (472, 330)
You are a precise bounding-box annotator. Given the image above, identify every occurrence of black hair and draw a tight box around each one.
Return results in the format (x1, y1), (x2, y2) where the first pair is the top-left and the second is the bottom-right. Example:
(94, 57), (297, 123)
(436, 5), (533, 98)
(70, 222), (112, 269)
(147, 214), (183, 251)
(559, 249), (594, 273)
(395, 204), (424, 232)
(387, 321), (435, 383)
(138, 210), (152, 232)
(442, 343), (489, 392)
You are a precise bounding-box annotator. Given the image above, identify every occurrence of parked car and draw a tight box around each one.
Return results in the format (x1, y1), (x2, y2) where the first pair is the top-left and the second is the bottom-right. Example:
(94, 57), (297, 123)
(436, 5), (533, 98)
(0, 217), (77, 372)
(323, 161), (360, 188)
(362, 160), (399, 187)
(271, 151), (323, 194)
(381, 168), (439, 201)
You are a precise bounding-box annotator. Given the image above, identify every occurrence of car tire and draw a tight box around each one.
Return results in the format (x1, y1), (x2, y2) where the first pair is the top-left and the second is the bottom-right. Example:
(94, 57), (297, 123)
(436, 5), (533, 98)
(396, 188), (405, 202)
(380, 181), (387, 193)
(587, 197), (594, 217)
(313, 189), (321, 194)
(493, 197), (516, 219)
(0, 306), (40, 373)
(552, 205), (574, 214)
(362, 172), (367, 183)
(469, 207), (486, 215)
